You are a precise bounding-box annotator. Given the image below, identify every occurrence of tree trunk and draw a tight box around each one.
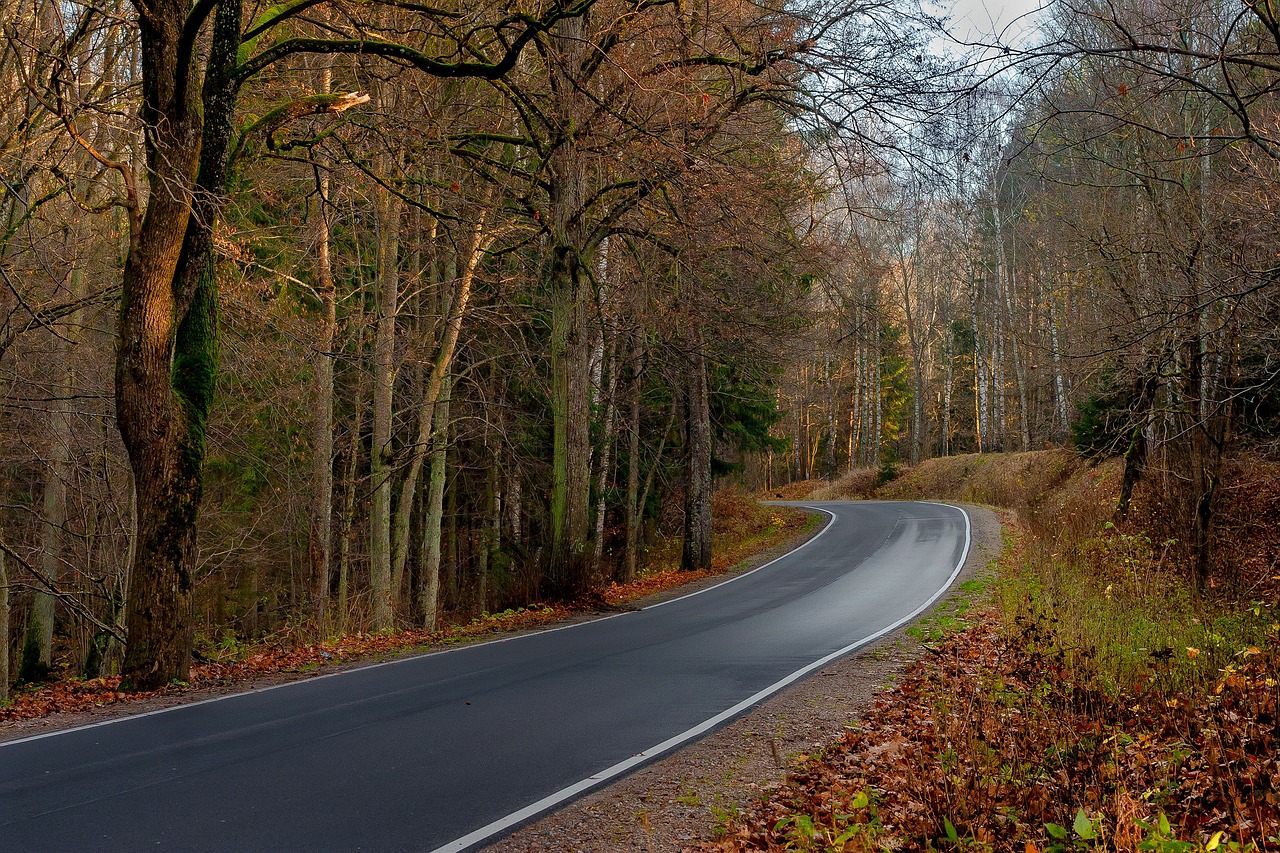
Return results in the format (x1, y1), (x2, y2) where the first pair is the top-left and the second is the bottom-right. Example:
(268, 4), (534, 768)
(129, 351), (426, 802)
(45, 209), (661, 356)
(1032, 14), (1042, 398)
(506, 471), (522, 546)
(1192, 459), (1217, 589)
(847, 382), (856, 470)
(418, 374), (450, 629)
(823, 362), (837, 477)
(852, 325), (865, 466)
(308, 166), (337, 615)
(897, 253), (925, 466)
(24, 267), (81, 680)
(622, 333), (643, 582)
(369, 181), (400, 631)
(872, 312), (883, 466)
(991, 286), (1004, 449)
(337, 401), (364, 631)
(116, 0), (246, 690)
(548, 255), (593, 597)
(971, 275), (987, 453)
(118, 249), (219, 689)
(444, 451), (459, 607)
(475, 459), (498, 612)
(1048, 290), (1070, 442)
(544, 12), (595, 598)
(1185, 298), (1218, 590)
(1003, 267), (1032, 451)
(942, 328), (953, 456)
(394, 221), (484, 592)
(1, 532), (9, 700)
(682, 329), (712, 573)
(1117, 368), (1159, 519)
(591, 319), (619, 577)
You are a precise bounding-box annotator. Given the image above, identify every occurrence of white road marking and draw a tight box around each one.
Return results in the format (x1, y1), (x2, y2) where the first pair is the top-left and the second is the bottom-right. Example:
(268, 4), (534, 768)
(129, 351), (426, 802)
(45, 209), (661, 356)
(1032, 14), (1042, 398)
(2, 502), (974, 853)
(430, 502), (972, 853)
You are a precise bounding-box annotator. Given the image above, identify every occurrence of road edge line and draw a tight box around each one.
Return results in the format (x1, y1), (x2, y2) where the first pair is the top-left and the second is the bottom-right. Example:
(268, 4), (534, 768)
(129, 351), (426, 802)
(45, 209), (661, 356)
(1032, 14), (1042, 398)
(430, 501), (973, 853)
(639, 505), (837, 611)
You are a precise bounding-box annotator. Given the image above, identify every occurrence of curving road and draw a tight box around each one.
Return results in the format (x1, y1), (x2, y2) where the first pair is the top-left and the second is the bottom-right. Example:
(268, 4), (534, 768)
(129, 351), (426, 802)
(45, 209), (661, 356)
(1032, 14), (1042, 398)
(0, 501), (969, 852)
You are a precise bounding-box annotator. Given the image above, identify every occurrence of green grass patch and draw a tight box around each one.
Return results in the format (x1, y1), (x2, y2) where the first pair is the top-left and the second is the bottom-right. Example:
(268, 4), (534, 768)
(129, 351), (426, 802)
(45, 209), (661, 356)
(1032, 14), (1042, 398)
(907, 576), (988, 645)
(993, 527), (1276, 697)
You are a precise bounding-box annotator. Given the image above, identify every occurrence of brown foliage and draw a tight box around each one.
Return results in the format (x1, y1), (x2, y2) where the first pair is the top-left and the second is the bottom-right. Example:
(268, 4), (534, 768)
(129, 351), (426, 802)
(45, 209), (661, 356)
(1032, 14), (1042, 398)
(814, 450), (1121, 544)
(707, 606), (1279, 850)
(0, 607), (569, 723)
(1200, 457), (1280, 599)
(708, 453), (1280, 851)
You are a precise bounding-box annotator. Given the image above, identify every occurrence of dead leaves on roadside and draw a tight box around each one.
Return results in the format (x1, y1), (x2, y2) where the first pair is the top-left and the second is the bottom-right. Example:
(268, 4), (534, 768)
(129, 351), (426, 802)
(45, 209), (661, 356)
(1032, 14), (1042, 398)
(705, 611), (1279, 850)
(0, 605), (569, 723)
(1, 498), (809, 726)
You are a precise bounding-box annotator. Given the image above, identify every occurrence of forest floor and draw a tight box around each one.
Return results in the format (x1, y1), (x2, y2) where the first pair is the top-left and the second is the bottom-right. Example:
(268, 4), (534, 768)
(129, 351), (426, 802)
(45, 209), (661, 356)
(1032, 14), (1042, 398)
(0, 490), (818, 739)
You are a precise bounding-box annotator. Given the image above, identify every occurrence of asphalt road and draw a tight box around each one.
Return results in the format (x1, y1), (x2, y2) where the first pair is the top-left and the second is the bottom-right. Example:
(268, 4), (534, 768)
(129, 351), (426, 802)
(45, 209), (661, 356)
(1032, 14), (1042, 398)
(0, 500), (969, 852)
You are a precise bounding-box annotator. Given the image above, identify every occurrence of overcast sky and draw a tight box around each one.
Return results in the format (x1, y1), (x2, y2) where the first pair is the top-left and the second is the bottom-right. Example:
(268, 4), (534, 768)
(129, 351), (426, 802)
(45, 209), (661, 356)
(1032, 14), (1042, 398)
(936, 0), (1047, 46)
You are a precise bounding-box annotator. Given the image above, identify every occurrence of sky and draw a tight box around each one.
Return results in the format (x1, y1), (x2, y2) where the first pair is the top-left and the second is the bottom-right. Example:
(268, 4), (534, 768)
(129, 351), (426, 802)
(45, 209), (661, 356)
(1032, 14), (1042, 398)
(936, 0), (1048, 46)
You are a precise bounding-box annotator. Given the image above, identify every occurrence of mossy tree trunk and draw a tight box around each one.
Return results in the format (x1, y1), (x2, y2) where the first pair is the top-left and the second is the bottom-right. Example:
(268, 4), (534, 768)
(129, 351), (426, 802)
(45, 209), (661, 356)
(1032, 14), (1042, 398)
(1, 534), (9, 701)
(116, 0), (240, 691)
(622, 332), (644, 583)
(110, 0), (595, 685)
(548, 250), (594, 597)
(308, 96), (337, 617)
(418, 373), (450, 628)
(542, 11), (597, 600)
(337, 400), (364, 632)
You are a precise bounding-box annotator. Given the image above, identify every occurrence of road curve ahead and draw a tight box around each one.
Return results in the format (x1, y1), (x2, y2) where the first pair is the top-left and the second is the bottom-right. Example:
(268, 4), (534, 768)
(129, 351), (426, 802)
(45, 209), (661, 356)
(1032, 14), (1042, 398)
(1, 501), (969, 852)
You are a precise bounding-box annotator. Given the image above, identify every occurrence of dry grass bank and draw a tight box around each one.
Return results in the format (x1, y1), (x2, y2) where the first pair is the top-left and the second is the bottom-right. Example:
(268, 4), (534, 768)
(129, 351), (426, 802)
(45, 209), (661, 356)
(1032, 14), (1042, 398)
(814, 449), (1120, 540)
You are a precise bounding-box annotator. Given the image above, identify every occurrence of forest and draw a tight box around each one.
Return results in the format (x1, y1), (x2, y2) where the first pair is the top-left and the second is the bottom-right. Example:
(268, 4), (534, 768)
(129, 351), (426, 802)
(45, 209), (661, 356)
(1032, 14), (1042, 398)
(0, 0), (1277, 703)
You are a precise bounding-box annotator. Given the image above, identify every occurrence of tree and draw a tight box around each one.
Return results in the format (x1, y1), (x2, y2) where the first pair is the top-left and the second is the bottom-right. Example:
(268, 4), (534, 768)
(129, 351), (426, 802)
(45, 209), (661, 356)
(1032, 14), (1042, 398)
(970, 0), (1280, 585)
(91, 0), (600, 688)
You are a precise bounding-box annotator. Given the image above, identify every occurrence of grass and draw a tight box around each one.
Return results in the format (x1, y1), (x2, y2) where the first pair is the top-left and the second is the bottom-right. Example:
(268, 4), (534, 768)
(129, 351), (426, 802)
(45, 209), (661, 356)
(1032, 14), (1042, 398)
(711, 802), (741, 839)
(832, 450), (1276, 698)
(995, 529), (1277, 697)
(906, 579), (984, 644)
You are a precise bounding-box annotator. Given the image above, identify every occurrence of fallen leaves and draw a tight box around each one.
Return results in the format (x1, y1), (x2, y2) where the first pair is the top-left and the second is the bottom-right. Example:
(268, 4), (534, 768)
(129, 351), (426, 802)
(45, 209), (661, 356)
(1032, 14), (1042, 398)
(704, 607), (1279, 850)
(0, 605), (570, 723)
